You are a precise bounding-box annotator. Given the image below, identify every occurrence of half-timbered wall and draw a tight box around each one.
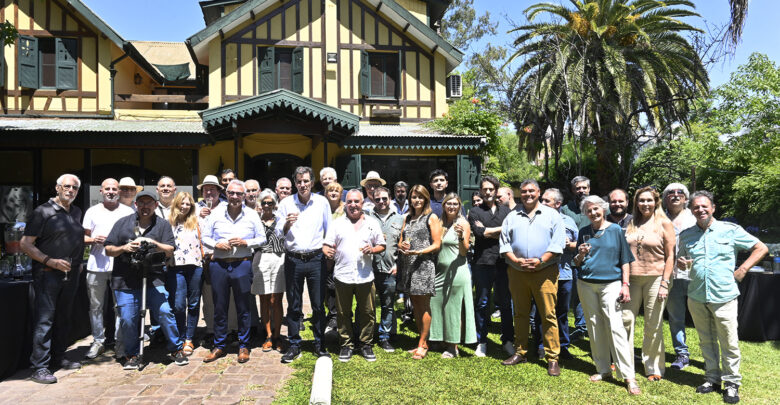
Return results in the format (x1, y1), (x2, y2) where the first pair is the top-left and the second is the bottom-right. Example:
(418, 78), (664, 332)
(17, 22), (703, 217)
(0, 0), (116, 115)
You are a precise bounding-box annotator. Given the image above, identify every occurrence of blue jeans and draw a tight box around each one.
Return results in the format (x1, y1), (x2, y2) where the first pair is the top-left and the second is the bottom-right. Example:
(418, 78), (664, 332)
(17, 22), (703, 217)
(30, 266), (81, 369)
(285, 252), (326, 347)
(115, 284), (181, 356)
(166, 265), (204, 341)
(472, 263), (514, 344)
(209, 260), (253, 349)
(667, 278), (690, 356)
(374, 271), (397, 341)
(569, 269), (586, 334)
(533, 279), (572, 350)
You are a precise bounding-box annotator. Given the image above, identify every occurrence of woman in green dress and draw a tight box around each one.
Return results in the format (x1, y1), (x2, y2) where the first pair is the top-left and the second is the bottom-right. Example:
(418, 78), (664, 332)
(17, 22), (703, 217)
(430, 193), (476, 358)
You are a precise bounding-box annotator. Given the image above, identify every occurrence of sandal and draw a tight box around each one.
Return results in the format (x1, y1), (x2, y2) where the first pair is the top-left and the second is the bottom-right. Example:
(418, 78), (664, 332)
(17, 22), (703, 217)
(589, 372), (611, 382)
(412, 347), (428, 360)
(626, 379), (641, 395)
(182, 340), (194, 356)
(262, 338), (273, 352)
(647, 374), (662, 382)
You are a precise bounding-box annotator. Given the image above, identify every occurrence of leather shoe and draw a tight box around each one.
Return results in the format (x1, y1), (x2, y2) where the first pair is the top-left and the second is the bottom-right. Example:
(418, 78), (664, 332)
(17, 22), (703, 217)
(548, 360), (561, 376)
(203, 348), (226, 363)
(501, 354), (527, 366)
(237, 348), (250, 363)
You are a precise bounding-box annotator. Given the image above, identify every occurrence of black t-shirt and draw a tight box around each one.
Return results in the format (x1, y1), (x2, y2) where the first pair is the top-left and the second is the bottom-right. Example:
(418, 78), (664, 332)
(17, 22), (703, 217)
(468, 202), (510, 265)
(23, 199), (84, 271)
(105, 213), (175, 290)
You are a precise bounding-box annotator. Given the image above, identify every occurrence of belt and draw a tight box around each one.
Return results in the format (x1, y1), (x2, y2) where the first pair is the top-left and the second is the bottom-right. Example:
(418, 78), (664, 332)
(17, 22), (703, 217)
(287, 250), (321, 261)
(214, 256), (252, 264)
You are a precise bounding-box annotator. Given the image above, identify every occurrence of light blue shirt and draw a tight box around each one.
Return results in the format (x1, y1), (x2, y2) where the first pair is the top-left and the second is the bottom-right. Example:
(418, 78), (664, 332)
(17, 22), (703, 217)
(499, 204), (565, 271)
(391, 199), (409, 215)
(559, 213), (578, 280)
(678, 219), (759, 304)
(202, 204), (266, 259)
(275, 193), (331, 253)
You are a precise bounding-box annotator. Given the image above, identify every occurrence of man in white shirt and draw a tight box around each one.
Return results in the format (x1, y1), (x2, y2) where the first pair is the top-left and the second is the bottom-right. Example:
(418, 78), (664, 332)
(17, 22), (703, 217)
(276, 166), (332, 362)
(82, 178), (134, 359)
(324, 190), (385, 362)
(155, 176), (176, 219)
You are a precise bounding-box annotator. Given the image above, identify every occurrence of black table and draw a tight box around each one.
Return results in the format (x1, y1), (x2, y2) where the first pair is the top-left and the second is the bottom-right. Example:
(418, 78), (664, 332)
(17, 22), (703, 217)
(0, 268), (91, 381)
(738, 272), (780, 342)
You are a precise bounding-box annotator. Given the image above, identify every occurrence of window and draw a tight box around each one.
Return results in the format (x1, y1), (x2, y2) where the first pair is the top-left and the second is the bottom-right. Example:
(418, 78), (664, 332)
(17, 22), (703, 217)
(258, 46), (303, 94)
(360, 50), (401, 99)
(18, 36), (77, 90)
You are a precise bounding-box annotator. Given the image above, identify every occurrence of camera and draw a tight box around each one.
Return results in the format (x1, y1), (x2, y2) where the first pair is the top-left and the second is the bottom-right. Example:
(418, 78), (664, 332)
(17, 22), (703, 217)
(129, 240), (166, 275)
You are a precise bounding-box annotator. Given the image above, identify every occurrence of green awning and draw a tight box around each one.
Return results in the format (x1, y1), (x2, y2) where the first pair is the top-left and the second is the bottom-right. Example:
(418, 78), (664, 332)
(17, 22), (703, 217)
(154, 63), (191, 82)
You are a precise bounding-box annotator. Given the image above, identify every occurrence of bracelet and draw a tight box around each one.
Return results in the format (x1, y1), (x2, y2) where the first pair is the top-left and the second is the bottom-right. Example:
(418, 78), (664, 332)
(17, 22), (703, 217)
(659, 284), (668, 290)
(43, 256), (51, 266)
(622, 282), (630, 286)
(662, 279), (670, 284)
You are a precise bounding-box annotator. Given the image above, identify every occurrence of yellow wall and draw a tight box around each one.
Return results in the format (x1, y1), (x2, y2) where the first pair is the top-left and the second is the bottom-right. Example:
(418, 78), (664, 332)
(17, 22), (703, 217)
(396, 0), (428, 25)
(1, 0), (114, 115)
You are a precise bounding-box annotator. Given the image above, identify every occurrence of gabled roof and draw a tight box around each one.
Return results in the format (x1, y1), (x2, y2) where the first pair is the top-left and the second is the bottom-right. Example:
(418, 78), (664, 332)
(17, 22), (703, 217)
(67, 0), (125, 49)
(199, 0), (248, 26)
(186, 0), (463, 71)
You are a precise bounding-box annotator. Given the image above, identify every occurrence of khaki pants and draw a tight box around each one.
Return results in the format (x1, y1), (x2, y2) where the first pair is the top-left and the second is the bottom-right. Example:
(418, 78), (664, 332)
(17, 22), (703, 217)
(577, 279), (635, 380)
(622, 275), (667, 376)
(335, 279), (376, 349)
(507, 265), (560, 361)
(688, 298), (741, 385)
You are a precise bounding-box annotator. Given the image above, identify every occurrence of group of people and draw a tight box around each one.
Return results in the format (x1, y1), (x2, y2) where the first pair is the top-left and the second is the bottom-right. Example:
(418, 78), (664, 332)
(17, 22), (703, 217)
(19, 168), (767, 404)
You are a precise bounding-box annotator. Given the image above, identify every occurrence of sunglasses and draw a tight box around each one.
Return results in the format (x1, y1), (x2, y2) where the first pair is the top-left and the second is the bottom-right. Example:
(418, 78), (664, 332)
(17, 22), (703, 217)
(60, 184), (79, 190)
(668, 190), (686, 196)
(261, 201), (274, 206)
(375, 197), (389, 202)
(227, 191), (245, 196)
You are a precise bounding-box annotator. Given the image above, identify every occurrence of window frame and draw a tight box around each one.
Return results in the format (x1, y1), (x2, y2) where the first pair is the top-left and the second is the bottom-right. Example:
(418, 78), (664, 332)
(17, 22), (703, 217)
(360, 50), (401, 101)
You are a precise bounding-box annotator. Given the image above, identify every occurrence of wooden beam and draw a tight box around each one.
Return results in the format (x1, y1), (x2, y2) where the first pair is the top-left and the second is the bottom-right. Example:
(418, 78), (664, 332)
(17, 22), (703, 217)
(114, 94), (209, 103)
(403, 23), (410, 32)
(376, 2), (382, 12)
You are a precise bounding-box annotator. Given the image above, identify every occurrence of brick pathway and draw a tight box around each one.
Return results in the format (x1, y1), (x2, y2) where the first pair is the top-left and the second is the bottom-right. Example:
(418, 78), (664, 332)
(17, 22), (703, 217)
(0, 288), (313, 404)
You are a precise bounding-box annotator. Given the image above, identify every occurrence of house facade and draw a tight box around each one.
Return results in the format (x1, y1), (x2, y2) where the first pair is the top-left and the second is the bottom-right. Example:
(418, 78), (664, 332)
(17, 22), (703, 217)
(0, 0), (482, 221)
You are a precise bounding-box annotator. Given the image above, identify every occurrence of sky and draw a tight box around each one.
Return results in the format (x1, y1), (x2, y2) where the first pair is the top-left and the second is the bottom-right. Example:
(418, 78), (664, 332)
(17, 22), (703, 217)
(83, 0), (779, 87)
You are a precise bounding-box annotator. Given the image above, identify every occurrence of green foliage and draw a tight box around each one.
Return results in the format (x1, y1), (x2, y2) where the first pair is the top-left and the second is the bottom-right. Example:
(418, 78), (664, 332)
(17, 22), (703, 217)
(0, 21), (18, 46)
(440, 0), (497, 52)
(424, 94), (503, 157)
(483, 127), (541, 185)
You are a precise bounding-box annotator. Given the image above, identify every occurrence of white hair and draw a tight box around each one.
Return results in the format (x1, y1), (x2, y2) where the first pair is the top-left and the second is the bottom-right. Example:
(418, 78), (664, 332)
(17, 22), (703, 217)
(580, 195), (608, 212)
(56, 173), (81, 188)
(227, 179), (246, 193)
(319, 167), (337, 180)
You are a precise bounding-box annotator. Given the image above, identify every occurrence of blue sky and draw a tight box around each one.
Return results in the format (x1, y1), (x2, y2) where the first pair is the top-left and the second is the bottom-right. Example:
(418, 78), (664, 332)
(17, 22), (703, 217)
(83, 0), (778, 87)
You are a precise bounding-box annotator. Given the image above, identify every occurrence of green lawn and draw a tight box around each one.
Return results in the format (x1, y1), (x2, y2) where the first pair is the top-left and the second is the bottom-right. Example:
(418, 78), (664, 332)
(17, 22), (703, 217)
(273, 304), (780, 404)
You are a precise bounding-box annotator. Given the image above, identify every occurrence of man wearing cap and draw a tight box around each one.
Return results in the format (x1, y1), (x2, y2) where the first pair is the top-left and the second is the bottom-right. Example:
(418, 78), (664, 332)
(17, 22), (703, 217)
(83, 178), (134, 360)
(104, 190), (183, 370)
(202, 180), (266, 364)
(21, 174), (85, 384)
(118, 177), (143, 208)
(155, 176), (177, 219)
(197, 175), (224, 219)
(276, 177), (293, 201)
(360, 171), (386, 212)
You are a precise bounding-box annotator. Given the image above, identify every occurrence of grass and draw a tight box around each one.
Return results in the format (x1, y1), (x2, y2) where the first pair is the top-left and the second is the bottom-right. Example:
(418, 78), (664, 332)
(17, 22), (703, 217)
(273, 303), (780, 404)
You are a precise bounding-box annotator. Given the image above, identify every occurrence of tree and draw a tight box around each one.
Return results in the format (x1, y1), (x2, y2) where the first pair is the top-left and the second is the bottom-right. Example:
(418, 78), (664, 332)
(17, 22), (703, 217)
(506, 0), (709, 193)
(440, 0), (497, 52)
(727, 0), (748, 49)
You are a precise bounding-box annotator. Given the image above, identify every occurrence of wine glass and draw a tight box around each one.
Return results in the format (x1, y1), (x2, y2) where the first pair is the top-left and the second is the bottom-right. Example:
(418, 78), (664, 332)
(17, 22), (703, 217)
(582, 235), (591, 248)
(681, 255), (692, 271)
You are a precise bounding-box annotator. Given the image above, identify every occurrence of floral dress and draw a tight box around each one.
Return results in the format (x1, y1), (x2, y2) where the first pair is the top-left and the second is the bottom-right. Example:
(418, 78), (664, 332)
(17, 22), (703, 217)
(399, 213), (436, 296)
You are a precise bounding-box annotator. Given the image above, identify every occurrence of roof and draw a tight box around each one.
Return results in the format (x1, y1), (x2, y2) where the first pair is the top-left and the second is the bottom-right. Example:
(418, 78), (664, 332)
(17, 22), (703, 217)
(67, 1), (125, 49)
(186, 0), (463, 71)
(200, 89), (360, 139)
(0, 118), (205, 133)
(199, 0), (248, 26)
(344, 124), (484, 150)
(128, 41), (197, 82)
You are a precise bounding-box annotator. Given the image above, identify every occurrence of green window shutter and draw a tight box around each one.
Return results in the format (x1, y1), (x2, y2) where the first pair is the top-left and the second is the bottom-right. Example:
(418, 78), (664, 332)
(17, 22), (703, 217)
(56, 38), (77, 90)
(259, 46), (275, 93)
(396, 50), (402, 99)
(336, 154), (362, 190)
(359, 50), (369, 98)
(0, 51), (4, 88)
(18, 35), (39, 89)
(457, 154), (481, 210)
(291, 46), (303, 94)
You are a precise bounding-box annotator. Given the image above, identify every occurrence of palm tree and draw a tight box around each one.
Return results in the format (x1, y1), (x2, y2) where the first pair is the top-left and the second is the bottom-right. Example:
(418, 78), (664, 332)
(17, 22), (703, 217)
(728, 0), (748, 48)
(507, 0), (709, 191)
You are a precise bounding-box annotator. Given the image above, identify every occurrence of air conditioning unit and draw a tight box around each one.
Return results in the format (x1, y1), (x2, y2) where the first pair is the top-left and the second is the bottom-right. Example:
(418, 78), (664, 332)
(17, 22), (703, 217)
(446, 74), (462, 98)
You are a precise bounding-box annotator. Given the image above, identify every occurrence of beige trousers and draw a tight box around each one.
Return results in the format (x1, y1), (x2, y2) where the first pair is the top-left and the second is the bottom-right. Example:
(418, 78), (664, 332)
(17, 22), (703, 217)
(622, 274), (667, 376)
(577, 279), (635, 380)
(688, 298), (741, 385)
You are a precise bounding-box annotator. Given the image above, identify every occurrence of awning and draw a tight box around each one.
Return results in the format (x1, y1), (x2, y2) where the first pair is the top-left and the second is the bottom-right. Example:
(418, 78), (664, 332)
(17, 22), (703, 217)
(343, 124), (485, 151)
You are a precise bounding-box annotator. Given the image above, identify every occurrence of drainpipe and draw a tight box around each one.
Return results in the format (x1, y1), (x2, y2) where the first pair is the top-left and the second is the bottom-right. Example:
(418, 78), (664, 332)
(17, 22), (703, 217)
(110, 46), (131, 118)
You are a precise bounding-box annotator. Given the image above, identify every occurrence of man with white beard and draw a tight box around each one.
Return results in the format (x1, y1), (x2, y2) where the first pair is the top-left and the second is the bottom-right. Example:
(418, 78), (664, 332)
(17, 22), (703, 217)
(83, 178), (134, 359)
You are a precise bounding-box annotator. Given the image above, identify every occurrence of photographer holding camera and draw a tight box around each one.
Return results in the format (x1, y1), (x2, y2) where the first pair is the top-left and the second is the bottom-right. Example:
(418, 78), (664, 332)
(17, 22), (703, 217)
(104, 190), (184, 370)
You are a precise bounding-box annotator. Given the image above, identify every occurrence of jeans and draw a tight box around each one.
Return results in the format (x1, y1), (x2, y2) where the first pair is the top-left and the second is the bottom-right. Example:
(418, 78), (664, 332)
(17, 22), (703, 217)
(209, 260), (253, 349)
(285, 252), (326, 347)
(533, 279), (572, 351)
(30, 267), (81, 369)
(166, 265), (204, 341)
(374, 271), (397, 341)
(115, 284), (181, 357)
(569, 268), (586, 334)
(472, 263), (514, 344)
(667, 278), (690, 356)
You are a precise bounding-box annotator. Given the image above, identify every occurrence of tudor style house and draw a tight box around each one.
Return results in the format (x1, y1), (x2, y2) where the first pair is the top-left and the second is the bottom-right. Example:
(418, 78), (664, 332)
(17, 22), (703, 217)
(0, 0), (483, 220)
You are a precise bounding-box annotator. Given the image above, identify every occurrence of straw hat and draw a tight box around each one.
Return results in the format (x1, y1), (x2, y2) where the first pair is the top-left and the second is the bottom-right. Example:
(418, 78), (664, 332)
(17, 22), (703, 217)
(118, 177), (143, 192)
(197, 175), (224, 190)
(360, 171), (386, 187)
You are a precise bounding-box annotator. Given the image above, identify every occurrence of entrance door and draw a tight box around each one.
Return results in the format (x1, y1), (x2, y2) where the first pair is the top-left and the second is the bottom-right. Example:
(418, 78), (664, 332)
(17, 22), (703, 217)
(247, 153), (304, 191)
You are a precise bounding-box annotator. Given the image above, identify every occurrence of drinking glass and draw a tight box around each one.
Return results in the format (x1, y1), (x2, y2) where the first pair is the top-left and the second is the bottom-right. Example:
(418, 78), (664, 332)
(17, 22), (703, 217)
(63, 257), (72, 281)
(681, 255), (692, 271)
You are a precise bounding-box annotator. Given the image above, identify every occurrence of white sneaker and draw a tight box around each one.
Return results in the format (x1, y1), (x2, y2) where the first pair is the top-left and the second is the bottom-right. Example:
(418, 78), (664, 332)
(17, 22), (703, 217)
(475, 343), (487, 357)
(503, 341), (515, 356)
(86, 341), (105, 359)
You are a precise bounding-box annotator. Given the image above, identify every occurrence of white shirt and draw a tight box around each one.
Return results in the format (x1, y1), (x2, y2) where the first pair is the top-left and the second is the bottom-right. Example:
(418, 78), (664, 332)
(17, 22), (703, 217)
(324, 215), (385, 284)
(155, 202), (173, 220)
(202, 204), (266, 259)
(670, 208), (697, 280)
(275, 193), (331, 253)
(82, 202), (134, 272)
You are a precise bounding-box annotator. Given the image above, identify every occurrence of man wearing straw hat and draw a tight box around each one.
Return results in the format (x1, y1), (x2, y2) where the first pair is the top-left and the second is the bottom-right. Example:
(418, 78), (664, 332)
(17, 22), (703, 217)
(118, 177), (143, 209)
(360, 171), (386, 212)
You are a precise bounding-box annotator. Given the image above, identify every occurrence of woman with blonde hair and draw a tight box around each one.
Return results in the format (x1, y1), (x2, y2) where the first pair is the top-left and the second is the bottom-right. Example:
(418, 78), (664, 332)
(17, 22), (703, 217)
(325, 182), (345, 219)
(167, 192), (204, 356)
(398, 185), (442, 359)
(430, 193), (476, 358)
(622, 186), (676, 381)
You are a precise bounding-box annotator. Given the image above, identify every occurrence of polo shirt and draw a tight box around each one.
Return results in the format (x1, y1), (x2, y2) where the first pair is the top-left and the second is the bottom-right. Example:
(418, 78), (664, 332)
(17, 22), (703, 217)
(576, 223), (634, 283)
(368, 208), (405, 273)
(324, 215), (385, 284)
(24, 199), (84, 270)
(105, 213), (175, 290)
(499, 204), (565, 271)
(678, 219), (758, 304)
(468, 202), (510, 265)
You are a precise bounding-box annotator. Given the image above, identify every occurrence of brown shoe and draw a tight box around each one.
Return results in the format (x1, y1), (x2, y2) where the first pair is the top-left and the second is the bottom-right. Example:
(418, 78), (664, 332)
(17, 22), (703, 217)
(501, 354), (528, 366)
(237, 348), (250, 363)
(548, 360), (561, 376)
(262, 338), (273, 352)
(203, 348), (225, 363)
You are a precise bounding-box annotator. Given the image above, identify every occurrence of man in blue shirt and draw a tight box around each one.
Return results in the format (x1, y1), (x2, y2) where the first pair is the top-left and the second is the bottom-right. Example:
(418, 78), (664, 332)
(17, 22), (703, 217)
(678, 191), (767, 404)
(560, 175), (590, 341)
(499, 180), (565, 376)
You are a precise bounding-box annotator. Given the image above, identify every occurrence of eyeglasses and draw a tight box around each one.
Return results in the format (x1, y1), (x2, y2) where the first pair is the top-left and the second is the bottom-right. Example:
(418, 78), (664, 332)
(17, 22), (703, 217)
(375, 197), (389, 202)
(227, 191), (245, 196)
(540, 198), (552, 203)
(260, 201), (274, 206)
(246, 189), (259, 193)
(668, 190), (686, 195)
(60, 184), (79, 190)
